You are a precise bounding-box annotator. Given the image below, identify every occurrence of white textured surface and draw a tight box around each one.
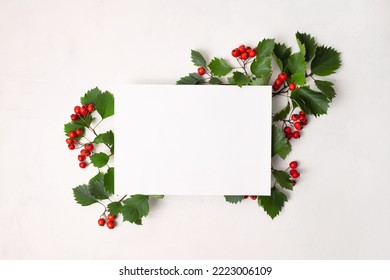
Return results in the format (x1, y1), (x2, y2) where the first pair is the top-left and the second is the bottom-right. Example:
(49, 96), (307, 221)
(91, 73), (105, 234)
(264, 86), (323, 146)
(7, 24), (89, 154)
(0, 0), (389, 259)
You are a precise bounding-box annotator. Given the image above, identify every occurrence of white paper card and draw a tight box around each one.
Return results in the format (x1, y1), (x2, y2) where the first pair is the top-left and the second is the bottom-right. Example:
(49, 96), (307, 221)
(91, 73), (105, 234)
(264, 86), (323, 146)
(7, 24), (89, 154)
(115, 85), (271, 195)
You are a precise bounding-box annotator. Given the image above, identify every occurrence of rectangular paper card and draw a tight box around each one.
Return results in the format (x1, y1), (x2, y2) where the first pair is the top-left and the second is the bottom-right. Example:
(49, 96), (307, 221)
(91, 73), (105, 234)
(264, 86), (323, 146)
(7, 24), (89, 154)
(114, 85), (271, 195)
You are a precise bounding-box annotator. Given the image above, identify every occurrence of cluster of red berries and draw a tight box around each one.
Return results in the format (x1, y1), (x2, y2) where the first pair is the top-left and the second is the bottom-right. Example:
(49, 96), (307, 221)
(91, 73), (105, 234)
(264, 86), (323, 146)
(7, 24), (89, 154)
(283, 111), (308, 140)
(66, 129), (82, 150)
(78, 143), (94, 168)
(272, 72), (296, 92)
(243, 195), (257, 200)
(289, 161), (300, 184)
(70, 103), (95, 121)
(98, 214), (116, 229)
(231, 44), (257, 60)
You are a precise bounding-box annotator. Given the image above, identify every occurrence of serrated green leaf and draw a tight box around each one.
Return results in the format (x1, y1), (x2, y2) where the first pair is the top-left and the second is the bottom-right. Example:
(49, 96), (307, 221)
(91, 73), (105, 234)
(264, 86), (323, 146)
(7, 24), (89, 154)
(258, 187), (288, 219)
(95, 91), (114, 120)
(72, 114), (94, 128)
(296, 32), (317, 61)
(232, 71), (250, 87)
(272, 124), (292, 159)
(315, 80), (336, 101)
(209, 77), (223, 85)
(224, 195), (245, 204)
(272, 170), (293, 190)
(104, 167), (114, 194)
(273, 43), (292, 71)
(73, 185), (97, 206)
(273, 103), (291, 122)
(121, 195), (150, 225)
(287, 52), (306, 75)
(149, 195), (164, 199)
(108, 202), (122, 216)
(208, 58), (233, 77)
(256, 38), (275, 58)
(80, 87), (102, 105)
(191, 50), (207, 68)
(311, 45), (341, 76)
(89, 179), (109, 200)
(291, 72), (306, 85)
(89, 172), (104, 184)
(291, 86), (329, 116)
(250, 56), (272, 83)
(94, 130), (114, 147)
(90, 152), (110, 168)
(176, 73), (204, 85)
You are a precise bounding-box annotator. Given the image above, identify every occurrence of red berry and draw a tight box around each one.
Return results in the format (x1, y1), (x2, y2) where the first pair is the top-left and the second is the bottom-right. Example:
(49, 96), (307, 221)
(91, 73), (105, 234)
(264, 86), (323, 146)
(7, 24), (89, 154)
(68, 143), (75, 150)
(243, 195), (248, 199)
(290, 169), (300, 179)
(299, 111), (306, 116)
(289, 83), (296, 91)
(240, 52), (248, 60)
(80, 106), (88, 116)
(78, 155), (85, 162)
(84, 143), (94, 151)
(238, 45), (246, 53)
(248, 50), (256, 57)
(106, 220), (115, 229)
(108, 214), (116, 222)
(76, 128), (83, 136)
(232, 48), (240, 57)
(298, 115), (306, 122)
(301, 119), (308, 125)
(274, 78), (283, 87)
(278, 72), (287, 82)
(250, 196), (257, 200)
(98, 218), (106, 226)
(294, 122), (302, 130)
(286, 133), (293, 140)
(197, 67), (206, 75)
(87, 104), (95, 113)
(74, 106), (81, 114)
(292, 131), (300, 139)
(79, 162), (87, 168)
(71, 114), (78, 121)
(272, 84), (280, 91)
(289, 161), (298, 169)
(84, 150), (91, 156)
(284, 127), (292, 134)
(69, 131), (77, 138)
(80, 149), (87, 156)
(66, 138), (73, 145)
(291, 114), (299, 121)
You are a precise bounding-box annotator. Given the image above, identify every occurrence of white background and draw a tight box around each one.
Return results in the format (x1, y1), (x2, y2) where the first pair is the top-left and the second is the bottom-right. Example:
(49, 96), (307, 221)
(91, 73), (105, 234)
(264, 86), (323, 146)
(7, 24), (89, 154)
(0, 0), (389, 259)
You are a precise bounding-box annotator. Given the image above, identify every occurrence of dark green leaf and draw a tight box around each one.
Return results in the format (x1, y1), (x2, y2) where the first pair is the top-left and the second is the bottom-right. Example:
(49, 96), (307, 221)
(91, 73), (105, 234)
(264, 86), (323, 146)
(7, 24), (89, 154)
(273, 103), (291, 122)
(273, 43), (292, 71)
(80, 87), (102, 105)
(311, 45), (341, 76)
(258, 187), (288, 219)
(95, 91), (114, 120)
(208, 58), (233, 77)
(90, 152), (110, 168)
(296, 32), (317, 61)
(209, 77), (223, 85)
(93, 130), (114, 147)
(256, 38), (275, 58)
(104, 167), (114, 194)
(272, 170), (293, 190)
(287, 52), (306, 75)
(315, 80), (336, 101)
(291, 86), (329, 116)
(73, 185), (97, 206)
(107, 202), (122, 216)
(224, 195), (245, 204)
(250, 56), (272, 82)
(89, 179), (109, 200)
(272, 124), (292, 159)
(176, 73), (204, 85)
(291, 72), (306, 85)
(191, 50), (207, 68)
(121, 195), (150, 225)
(89, 172), (104, 184)
(232, 71), (250, 87)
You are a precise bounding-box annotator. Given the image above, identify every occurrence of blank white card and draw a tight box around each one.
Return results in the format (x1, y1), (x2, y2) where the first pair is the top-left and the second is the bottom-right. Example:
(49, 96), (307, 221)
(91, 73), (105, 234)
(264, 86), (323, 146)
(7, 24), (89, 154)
(115, 85), (271, 195)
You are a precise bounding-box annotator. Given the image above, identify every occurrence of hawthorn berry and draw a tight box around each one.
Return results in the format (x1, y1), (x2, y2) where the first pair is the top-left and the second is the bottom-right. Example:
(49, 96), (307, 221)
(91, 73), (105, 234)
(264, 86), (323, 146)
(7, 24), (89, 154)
(80, 106), (88, 116)
(289, 83), (297, 91)
(84, 143), (94, 151)
(289, 161), (298, 169)
(79, 162), (87, 168)
(250, 196), (257, 200)
(301, 119), (308, 125)
(98, 218), (106, 226)
(294, 122), (302, 130)
(231, 48), (240, 57)
(66, 138), (73, 145)
(106, 220), (115, 229)
(292, 131), (300, 139)
(243, 195), (249, 199)
(240, 52), (248, 60)
(238, 45), (246, 53)
(68, 143), (75, 150)
(76, 128), (83, 136)
(248, 50), (256, 57)
(299, 111), (306, 116)
(278, 72), (287, 82)
(272, 84), (280, 91)
(87, 104), (94, 113)
(290, 169), (300, 179)
(107, 214), (116, 222)
(74, 106), (81, 115)
(70, 114), (78, 121)
(286, 133), (293, 140)
(197, 67), (206, 76)
(69, 131), (77, 138)
(78, 155), (85, 162)
(291, 114), (299, 121)
(298, 115), (306, 122)
(284, 127), (292, 134)
(274, 78), (283, 87)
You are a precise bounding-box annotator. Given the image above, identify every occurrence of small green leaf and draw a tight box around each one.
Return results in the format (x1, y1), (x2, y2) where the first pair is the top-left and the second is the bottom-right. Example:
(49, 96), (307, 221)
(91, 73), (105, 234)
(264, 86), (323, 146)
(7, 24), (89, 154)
(107, 202), (122, 216)
(273, 103), (291, 122)
(121, 195), (150, 225)
(250, 56), (272, 82)
(89, 179), (109, 200)
(73, 185), (97, 206)
(208, 58), (233, 77)
(191, 50), (207, 68)
(256, 38), (275, 58)
(273, 43), (292, 71)
(80, 87), (102, 105)
(258, 187), (288, 219)
(95, 91), (114, 120)
(176, 73), (204, 85)
(272, 124), (292, 159)
(311, 45), (341, 76)
(232, 71), (250, 87)
(291, 86), (329, 116)
(315, 80), (336, 101)
(272, 170), (293, 190)
(104, 167), (114, 194)
(224, 195), (245, 204)
(209, 77), (223, 85)
(94, 130), (114, 147)
(90, 152), (110, 168)
(295, 32), (317, 62)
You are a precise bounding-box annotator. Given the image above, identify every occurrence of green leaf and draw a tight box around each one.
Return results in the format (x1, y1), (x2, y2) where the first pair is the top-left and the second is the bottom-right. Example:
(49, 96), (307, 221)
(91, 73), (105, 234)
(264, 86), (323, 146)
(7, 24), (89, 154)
(149, 195), (164, 199)
(272, 124), (292, 159)
(227, 77), (235, 85)
(107, 202), (122, 216)
(64, 122), (84, 136)
(315, 80), (336, 101)
(273, 43), (292, 71)
(296, 32), (317, 61)
(256, 38), (275, 58)
(250, 56), (272, 82)
(89, 179), (109, 200)
(250, 77), (267, 85)
(311, 45), (341, 76)
(89, 172), (104, 184)
(73, 185), (97, 206)
(80, 87), (102, 105)
(94, 130), (114, 147)
(209, 77), (223, 85)
(176, 73), (204, 85)
(72, 114), (94, 128)
(291, 72), (306, 85)
(287, 52), (306, 75)
(208, 58), (233, 77)
(291, 86), (329, 116)
(104, 167), (114, 194)
(272, 170), (293, 190)
(258, 187), (288, 219)
(224, 195), (245, 204)
(95, 91), (114, 120)
(191, 50), (207, 68)
(232, 71), (250, 87)
(90, 152), (110, 168)
(121, 195), (150, 225)
(273, 103), (291, 122)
